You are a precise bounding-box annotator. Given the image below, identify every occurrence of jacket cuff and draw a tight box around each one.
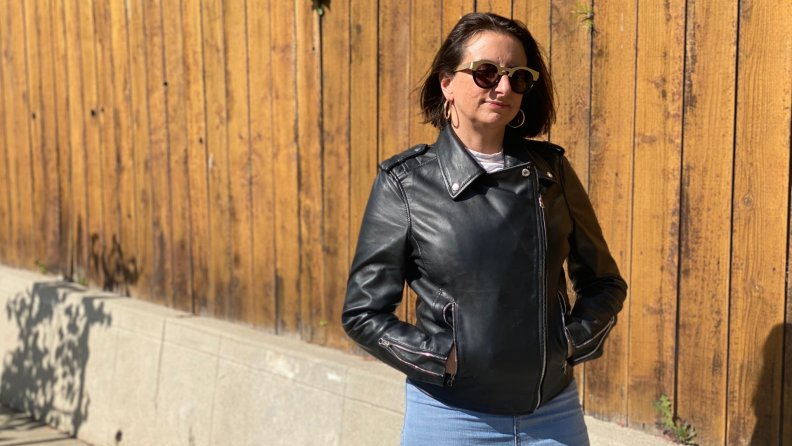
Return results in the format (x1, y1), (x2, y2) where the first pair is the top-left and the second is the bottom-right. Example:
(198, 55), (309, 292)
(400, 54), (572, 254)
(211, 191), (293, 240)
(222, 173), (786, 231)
(377, 331), (454, 386)
(565, 317), (616, 366)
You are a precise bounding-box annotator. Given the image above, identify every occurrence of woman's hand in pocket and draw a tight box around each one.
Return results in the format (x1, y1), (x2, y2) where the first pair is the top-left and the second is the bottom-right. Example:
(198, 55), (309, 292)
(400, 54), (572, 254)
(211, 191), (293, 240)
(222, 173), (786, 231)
(445, 344), (457, 373)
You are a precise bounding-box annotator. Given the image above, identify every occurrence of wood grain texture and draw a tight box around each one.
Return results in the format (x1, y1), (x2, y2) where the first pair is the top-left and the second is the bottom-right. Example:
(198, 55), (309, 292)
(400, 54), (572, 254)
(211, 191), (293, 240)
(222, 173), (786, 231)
(143, 0), (172, 307)
(108, 0), (137, 297)
(584, 0), (636, 423)
(94, 0), (122, 292)
(296, 0), (323, 342)
(35, 0), (62, 273)
(182, 0), (209, 315)
(378, 0), (411, 323)
(224, 0), (254, 324)
(476, 0), (512, 17)
(246, 0), (276, 330)
(23, 0), (48, 269)
(1, 0), (35, 269)
(163, 0), (192, 312)
(512, 0), (550, 58)
(0, 6), (8, 265)
(627, 0), (685, 431)
(127, 0), (154, 301)
(77, 0), (105, 289)
(270, 0), (301, 337)
(63, 0), (90, 284)
(726, 1), (792, 444)
(321, 0), (351, 348)
(50, 0), (73, 278)
(786, 191), (792, 446)
(202, 0), (232, 318)
(441, 0), (475, 38)
(676, 1), (737, 444)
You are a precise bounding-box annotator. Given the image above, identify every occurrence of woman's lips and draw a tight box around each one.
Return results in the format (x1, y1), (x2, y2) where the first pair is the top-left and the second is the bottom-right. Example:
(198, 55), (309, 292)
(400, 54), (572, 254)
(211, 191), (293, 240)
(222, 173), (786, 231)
(484, 101), (509, 108)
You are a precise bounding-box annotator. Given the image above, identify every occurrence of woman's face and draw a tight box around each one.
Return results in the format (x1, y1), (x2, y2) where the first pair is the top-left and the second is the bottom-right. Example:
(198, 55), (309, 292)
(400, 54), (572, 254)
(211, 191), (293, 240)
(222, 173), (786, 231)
(441, 31), (528, 132)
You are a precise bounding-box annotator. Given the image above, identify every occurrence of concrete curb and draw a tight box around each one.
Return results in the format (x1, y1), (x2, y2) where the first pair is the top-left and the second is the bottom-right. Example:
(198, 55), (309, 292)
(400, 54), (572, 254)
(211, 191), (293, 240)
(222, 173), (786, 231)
(0, 265), (673, 446)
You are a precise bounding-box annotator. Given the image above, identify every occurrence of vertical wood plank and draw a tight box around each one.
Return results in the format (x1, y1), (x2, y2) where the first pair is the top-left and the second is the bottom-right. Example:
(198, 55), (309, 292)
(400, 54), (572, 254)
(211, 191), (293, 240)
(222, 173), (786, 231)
(110, 0), (138, 296)
(349, 0), (378, 355)
(296, 0), (323, 342)
(224, 0), (254, 323)
(127, 0), (155, 301)
(247, 0), (276, 330)
(584, 0), (636, 423)
(676, 1), (737, 444)
(726, 0), (792, 444)
(63, 0), (90, 284)
(202, 0), (232, 317)
(143, 0), (172, 306)
(23, 0), (48, 268)
(785, 194), (792, 446)
(321, 0), (351, 348)
(513, 0), (550, 53)
(182, 0), (209, 315)
(0, 8), (8, 265)
(270, 0), (300, 336)
(77, 0), (105, 288)
(0, 0), (35, 269)
(163, 0), (192, 312)
(35, 0), (62, 273)
(94, 0), (122, 292)
(627, 0), (685, 431)
(50, 0), (73, 278)
(476, 0), (512, 18)
(441, 0), (475, 38)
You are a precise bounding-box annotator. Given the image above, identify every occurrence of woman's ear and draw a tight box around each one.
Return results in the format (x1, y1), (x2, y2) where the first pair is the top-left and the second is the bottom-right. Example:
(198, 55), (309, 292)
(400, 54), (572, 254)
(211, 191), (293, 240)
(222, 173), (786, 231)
(439, 71), (454, 102)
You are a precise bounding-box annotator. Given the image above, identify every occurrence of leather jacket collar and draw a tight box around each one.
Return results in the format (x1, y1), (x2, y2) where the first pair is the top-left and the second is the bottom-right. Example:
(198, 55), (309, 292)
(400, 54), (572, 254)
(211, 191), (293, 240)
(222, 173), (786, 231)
(436, 124), (533, 199)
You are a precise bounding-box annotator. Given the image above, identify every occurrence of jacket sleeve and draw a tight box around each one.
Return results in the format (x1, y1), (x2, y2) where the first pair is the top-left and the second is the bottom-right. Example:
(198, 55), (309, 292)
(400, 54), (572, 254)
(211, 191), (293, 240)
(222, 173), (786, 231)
(341, 169), (455, 386)
(559, 155), (628, 366)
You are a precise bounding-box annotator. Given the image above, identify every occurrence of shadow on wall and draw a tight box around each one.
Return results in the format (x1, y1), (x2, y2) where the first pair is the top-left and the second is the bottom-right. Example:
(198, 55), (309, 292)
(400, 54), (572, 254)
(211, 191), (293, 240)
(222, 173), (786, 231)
(750, 322), (790, 446)
(1, 281), (115, 436)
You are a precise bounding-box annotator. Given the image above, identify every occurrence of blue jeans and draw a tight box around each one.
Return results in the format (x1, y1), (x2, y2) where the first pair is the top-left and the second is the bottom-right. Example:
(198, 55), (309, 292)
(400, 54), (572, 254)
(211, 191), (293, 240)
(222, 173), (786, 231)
(400, 378), (590, 446)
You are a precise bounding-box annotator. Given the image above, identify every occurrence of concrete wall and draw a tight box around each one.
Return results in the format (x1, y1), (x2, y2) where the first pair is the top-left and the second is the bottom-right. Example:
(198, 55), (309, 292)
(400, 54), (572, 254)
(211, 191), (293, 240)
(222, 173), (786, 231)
(0, 265), (671, 446)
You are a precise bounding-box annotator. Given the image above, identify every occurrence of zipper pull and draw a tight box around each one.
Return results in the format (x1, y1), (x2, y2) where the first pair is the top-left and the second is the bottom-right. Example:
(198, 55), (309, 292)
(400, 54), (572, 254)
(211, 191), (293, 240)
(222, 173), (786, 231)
(447, 372), (455, 386)
(562, 360), (567, 375)
(538, 195), (544, 208)
(378, 338), (389, 347)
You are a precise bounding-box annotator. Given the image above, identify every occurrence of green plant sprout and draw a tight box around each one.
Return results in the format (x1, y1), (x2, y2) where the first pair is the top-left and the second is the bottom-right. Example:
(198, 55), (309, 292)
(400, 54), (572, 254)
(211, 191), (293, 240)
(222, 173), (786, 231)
(319, 320), (328, 326)
(311, 0), (330, 16)
(572, 1), (594, 30)
(653, 394), (697, 445)
(35, 259), (47, 274)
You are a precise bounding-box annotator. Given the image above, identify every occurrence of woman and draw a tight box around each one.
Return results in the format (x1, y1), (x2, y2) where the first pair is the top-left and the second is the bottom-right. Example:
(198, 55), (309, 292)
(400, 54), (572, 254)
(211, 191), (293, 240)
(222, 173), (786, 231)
(341, 12), (627, 446)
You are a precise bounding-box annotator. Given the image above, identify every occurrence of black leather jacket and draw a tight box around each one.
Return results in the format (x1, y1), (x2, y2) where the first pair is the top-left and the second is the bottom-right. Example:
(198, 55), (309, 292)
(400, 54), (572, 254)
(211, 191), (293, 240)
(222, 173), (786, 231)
(341, 124), (627, 415)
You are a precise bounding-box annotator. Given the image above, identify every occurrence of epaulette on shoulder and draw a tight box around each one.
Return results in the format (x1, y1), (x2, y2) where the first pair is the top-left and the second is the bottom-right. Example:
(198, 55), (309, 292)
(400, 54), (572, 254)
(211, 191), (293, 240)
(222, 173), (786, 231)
(379, 144), (430, 172)
(546, 141), (566, 155)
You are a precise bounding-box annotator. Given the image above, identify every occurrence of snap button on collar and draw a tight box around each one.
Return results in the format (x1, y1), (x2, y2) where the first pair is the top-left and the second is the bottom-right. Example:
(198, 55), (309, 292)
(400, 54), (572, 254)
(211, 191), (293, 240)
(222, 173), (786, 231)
(547, 171), (553, 178)
(522, 168), (531, 177)
(451, 182), (460, 192)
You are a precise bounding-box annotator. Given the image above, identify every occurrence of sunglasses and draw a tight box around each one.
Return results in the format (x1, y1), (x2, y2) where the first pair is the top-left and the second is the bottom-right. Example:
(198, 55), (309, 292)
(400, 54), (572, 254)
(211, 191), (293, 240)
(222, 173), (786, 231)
(453, 60), (540, 94)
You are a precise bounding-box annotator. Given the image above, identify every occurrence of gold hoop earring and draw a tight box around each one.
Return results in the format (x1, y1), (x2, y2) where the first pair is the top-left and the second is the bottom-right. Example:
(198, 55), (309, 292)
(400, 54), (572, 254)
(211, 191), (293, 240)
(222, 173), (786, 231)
(444, 99), (452, 120)
(508, 109), (525, 128)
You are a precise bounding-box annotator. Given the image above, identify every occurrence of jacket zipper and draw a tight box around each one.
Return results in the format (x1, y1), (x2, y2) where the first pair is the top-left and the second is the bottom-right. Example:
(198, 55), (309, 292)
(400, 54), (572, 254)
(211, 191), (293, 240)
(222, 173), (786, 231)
(535, 181), (548, 410)
(447, 302), (459, 386)
(378, 337), (446, 377)
(573, 316), (616, 361)
(558, 291), (570, 375)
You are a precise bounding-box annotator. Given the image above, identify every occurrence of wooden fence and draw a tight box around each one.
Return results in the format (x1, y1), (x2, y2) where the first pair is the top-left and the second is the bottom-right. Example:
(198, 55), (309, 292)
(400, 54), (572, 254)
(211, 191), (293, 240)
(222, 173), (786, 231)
(1, 0), (790, 444)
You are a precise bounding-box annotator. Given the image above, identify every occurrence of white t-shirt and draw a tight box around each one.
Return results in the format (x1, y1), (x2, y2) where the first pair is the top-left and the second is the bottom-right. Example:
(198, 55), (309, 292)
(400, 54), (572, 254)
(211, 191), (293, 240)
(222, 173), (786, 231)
(465, 147), (505, 173)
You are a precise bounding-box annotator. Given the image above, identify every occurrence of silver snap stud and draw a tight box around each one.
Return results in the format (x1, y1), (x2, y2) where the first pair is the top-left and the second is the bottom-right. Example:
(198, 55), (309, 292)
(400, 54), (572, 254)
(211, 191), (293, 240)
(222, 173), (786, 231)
(451, 182), (460, 192)
(521, 168), (531, 177)
(547, 171), (553, 178)
(415, 147), (422, 151)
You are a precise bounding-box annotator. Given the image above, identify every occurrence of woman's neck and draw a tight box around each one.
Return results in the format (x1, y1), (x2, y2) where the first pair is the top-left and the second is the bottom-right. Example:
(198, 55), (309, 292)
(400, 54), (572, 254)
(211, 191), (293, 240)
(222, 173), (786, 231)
(451, 121), (506, 155)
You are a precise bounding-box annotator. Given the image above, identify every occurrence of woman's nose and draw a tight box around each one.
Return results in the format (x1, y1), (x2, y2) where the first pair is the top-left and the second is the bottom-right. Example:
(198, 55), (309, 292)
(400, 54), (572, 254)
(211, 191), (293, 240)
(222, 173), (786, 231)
(494, 72), (513, 94)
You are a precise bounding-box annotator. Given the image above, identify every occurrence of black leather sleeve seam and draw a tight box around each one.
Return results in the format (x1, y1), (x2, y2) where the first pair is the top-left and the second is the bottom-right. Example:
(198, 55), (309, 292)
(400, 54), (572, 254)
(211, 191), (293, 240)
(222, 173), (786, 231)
(393, 169), (439, 288)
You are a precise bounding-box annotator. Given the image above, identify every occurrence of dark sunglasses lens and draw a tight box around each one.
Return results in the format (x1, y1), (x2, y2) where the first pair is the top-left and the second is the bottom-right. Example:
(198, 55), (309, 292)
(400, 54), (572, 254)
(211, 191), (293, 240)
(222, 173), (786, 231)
(510, 69), (534, 94)
(473, 63), (500, 88)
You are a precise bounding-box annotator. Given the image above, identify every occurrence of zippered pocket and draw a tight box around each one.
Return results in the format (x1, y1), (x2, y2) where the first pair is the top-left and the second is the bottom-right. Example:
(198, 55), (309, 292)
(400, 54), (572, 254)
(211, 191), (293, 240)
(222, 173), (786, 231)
(377, 336), (446, 377)
(557, 291), (572, 374)
(573, 316), (616, 362)
(442, 301), (459, 386)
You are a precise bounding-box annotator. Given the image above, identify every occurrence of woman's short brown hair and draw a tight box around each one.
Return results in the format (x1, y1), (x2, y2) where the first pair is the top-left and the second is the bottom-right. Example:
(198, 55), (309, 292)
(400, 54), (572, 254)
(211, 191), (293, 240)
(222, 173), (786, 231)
(419, 13), (555, 138)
